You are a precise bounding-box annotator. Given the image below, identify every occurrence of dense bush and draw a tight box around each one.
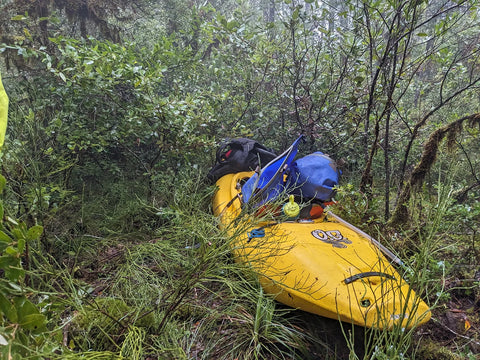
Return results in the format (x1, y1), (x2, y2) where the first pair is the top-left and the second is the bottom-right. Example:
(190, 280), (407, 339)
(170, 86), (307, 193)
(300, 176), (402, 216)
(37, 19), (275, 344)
(0, 0), (479, 358)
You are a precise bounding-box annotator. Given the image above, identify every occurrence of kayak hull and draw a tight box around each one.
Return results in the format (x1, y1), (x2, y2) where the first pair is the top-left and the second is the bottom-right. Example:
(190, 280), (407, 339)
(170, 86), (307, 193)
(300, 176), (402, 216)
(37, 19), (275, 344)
(214, 172), (431, 329)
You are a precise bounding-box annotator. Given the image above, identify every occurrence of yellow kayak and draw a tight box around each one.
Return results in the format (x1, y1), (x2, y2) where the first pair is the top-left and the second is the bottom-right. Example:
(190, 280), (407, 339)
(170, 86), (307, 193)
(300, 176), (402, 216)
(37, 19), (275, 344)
(213, 171), (431, 329)
(0, 71), (8, 148)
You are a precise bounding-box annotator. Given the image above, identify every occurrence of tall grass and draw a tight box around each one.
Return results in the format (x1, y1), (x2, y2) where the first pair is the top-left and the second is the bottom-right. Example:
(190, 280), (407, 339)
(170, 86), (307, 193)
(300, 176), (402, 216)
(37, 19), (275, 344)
(337, 168), (459, 359)
(20, 167), (315, 359)
(13, 161), (467, 359)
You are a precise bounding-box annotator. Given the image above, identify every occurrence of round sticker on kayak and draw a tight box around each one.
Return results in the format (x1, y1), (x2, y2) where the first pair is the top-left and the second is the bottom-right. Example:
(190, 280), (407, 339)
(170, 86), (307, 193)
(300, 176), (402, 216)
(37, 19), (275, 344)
(311, 230), (352, 248)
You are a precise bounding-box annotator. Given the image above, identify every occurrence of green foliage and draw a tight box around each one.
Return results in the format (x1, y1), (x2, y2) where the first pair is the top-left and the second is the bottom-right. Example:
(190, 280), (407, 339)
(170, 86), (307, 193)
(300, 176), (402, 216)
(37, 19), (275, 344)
(41, 167), (309, 359)
(225, 286), (308, 359)
(1, 0), (480, 358)
(69, 297), (155, 352)
(416, 338), (465, 360)
(329, 183), (380, 227)
(445, 194), (480, 235)
(0, 175), (49, 359)
(335, 181), (456, 360)
(42, 35), (215, 173)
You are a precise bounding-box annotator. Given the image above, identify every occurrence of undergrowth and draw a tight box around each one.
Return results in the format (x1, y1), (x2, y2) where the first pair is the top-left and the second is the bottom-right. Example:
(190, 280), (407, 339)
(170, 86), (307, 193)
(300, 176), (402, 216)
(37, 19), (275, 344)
(331, 165), (479, 359)
(2, 168), (315, 359)
(1, 161), (478, 359)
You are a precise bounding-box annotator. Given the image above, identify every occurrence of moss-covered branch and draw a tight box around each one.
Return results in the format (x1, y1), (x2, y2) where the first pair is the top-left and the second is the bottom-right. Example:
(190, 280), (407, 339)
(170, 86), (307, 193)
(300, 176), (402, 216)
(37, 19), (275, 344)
(389, 113), (480, 226)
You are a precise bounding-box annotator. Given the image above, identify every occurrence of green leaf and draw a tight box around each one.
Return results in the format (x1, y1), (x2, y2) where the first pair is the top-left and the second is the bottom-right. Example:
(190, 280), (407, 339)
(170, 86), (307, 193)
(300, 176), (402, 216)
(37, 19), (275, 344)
(17, 238), (25, 254)
(0, 230), (11, 243)
(6, 267), (24, 282)
(354, 76), (365, 83)
(19, 314), (47, 332)
(5, 246), (17, 256)
(0, 174), (6, 193)
(292, 8), (299, 20)
(0, 255), (18, 268)
(227, 20), (240, 31)
(10, 15), (26, 21)
(0, 255), (23, 281)
(15, 297), (39, 317)
(14, 297), (46, 332)
(11, 228), (24, 241)
(26, 225), (43, 241)
(0, 293), (17, 323)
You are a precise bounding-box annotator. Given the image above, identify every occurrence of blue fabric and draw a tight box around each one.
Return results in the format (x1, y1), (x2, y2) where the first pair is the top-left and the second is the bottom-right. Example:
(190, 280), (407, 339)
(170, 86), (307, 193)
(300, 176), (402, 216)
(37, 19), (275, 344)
(288, 152), (340, 201)
(242, 136), (303, 205)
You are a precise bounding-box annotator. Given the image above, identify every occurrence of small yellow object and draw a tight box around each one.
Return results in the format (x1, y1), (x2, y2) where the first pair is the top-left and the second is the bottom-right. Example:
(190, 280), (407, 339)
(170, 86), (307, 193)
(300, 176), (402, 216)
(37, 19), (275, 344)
(283, 195), (300, 218)
(0, 71), (8, 148)
(465, 318), (471, 331)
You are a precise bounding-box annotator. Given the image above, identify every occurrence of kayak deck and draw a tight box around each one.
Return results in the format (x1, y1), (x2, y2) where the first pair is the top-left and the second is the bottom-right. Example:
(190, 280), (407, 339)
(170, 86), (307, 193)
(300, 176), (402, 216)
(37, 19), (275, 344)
(213, 172), (431, 329)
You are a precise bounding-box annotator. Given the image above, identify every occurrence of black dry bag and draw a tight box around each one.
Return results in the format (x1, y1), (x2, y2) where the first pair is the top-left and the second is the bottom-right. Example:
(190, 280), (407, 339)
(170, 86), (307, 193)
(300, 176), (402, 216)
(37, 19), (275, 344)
(207, 138), (277, 184)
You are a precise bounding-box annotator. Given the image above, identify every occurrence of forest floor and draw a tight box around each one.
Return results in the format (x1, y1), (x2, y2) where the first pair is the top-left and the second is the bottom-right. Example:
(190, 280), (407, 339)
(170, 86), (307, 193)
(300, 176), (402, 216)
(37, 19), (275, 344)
(417, 270), (480, 358)
(72, 234), (480, 360)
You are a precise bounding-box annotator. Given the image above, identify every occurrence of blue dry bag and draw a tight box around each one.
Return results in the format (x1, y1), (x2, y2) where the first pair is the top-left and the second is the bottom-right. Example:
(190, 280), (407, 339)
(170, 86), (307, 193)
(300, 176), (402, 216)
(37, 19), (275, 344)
(287, 152), (340, 201)
(242, 136), (303, 205)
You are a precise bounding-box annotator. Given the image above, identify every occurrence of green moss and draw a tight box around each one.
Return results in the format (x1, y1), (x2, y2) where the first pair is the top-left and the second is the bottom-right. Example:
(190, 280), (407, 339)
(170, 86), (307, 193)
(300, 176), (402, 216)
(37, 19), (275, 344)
(77, 298), (159, 328)
(416, 339), (463, 360)
(70, 297), (159, 351)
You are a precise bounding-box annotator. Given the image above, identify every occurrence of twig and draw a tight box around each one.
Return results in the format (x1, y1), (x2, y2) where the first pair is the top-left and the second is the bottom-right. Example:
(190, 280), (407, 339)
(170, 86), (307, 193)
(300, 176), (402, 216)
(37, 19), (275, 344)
(432, 318), (480, 346)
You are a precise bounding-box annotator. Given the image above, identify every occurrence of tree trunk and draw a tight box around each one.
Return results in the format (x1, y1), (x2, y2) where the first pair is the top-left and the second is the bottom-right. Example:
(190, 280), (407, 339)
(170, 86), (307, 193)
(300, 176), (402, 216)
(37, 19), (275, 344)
(389, 113), (480, 226)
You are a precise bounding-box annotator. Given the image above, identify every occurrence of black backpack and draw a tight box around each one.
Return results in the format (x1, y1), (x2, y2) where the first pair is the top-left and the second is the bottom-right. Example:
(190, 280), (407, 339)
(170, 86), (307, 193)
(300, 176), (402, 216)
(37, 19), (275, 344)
(207, 138), (277, 183)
